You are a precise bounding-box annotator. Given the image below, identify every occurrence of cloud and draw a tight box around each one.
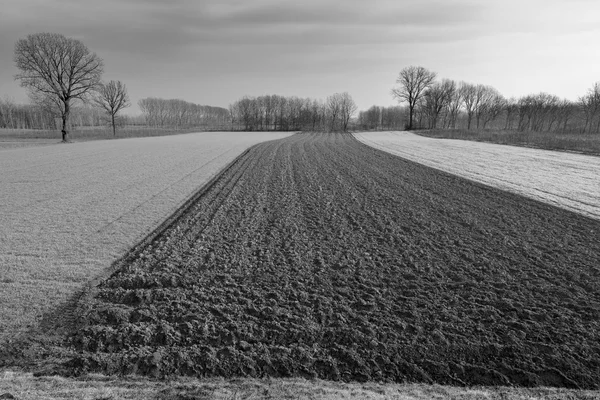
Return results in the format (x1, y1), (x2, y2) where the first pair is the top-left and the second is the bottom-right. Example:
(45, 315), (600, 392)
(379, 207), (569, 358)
(207, 0), (482, 27)
(1, 0), (484, 61)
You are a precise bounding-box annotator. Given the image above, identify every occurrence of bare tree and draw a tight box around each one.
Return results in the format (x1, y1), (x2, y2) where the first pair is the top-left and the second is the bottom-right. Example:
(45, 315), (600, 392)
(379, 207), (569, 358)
(422, 79), (455, 129)
(326, 93), (343, 131)
(504, 97), (518, 130)
(557, 99), (576, 131)
(473, 85), (506, 129)
(140, 97), (229, 129)
(391, 66), (436, 130)
(94, 80), (130, 136)
(0, 98), (15, 129)
(444, 82), (463, 129)
(339, 92), (358, 132)
(360, 105), (382, 130)
(516, 93), (553, 132)
(14, 33), (104, 142)
(460, 83), (478, 130)
(309, 99), (324, 131)
(579, 83), (600, 133)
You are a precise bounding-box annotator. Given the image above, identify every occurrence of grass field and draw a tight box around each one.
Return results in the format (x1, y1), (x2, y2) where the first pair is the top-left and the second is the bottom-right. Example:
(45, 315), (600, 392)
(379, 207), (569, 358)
(2, 372), (599, 400)
(0, 127), (225, 151)
(0, 126), (209, 141)
(0, 131), (292, 344)
(416, 129), (600, 156)
(354, 131), (600, 220)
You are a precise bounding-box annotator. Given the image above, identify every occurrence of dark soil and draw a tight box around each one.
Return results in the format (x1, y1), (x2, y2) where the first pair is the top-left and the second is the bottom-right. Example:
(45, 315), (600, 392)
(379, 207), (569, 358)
(56, 133), (600, 387)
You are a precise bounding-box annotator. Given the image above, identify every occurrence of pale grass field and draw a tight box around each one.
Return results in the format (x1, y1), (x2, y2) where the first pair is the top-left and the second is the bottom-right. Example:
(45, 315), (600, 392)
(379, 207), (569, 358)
(354, 131), (600, 220)
(2, 372), (599, 400)
(0, 138), (59, 150)
(0, 131), (292, 342)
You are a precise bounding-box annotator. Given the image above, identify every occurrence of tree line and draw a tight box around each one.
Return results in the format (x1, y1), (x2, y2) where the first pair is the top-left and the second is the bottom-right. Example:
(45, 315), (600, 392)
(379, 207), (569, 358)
(0, 98), (130, 130)
(10, 32), (600, 138)
(391, 65), (600, 133)
(228, 92), (357, 132)
(356, 105), (406, 131)
(0, 98), (54, 130)
(9, 32), (232, 140)
(138, 98), (229, 129)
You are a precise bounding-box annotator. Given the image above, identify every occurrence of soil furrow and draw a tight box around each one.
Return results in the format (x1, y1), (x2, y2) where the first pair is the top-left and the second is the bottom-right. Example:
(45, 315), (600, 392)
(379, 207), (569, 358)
(56, 132), (599, 388)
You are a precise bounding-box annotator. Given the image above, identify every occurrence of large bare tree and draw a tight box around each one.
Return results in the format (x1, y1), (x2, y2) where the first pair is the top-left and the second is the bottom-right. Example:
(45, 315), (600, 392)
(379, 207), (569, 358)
(391, 66), (436, 130)
(94, 80), (130, 136)
(14, 33), (104, 142)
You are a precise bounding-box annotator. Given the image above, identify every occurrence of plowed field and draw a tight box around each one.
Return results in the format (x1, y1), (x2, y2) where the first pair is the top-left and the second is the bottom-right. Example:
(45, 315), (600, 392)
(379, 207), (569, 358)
(61, 133), (599, 388)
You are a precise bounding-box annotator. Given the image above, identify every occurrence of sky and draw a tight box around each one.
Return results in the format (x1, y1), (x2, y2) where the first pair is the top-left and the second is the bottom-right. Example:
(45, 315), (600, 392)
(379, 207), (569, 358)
(1, 0), (600, 115)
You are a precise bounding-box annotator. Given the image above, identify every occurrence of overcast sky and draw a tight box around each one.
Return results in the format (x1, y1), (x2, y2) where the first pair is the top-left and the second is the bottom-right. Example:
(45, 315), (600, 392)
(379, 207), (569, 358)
(1, 0), (600, 114)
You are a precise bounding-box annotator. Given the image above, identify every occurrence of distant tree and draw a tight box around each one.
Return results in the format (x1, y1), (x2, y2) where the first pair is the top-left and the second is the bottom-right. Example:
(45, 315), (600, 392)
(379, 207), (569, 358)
(504, 97), (518, 130)
(228, 102), (239, 130)
(94, 80), (130, 136)
(359, 105), (382, 130)
(444, 81), (462, 129)
(326, 93), (343, 131)
(339, 92), (358, 132)
(460, 82), (478, 130)
(14, 33), (104, 142)
(309, 99), (324, 131)
(517, 93), (560, 132)
(391, 66), (437, 130)
(140, 97), (228, 129)
(579, 83), (600, 133)
(474, 85), (505, 129)
(0, 98), (15, 128)
(381, 106), (406, 130)
(557, 99), (576, 131)
(422, 79), (455, 129)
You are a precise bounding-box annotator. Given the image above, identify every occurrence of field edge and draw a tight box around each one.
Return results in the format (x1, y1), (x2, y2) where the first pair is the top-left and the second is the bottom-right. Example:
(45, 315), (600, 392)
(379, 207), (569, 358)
(1, 371), (600, 400)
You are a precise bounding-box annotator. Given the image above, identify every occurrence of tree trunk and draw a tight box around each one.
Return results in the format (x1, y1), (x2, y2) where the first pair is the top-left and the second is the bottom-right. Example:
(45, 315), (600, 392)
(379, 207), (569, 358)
(408, 105), (414, 130)
(112, 114), (116, 136)
(61, 100), (71, 142)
